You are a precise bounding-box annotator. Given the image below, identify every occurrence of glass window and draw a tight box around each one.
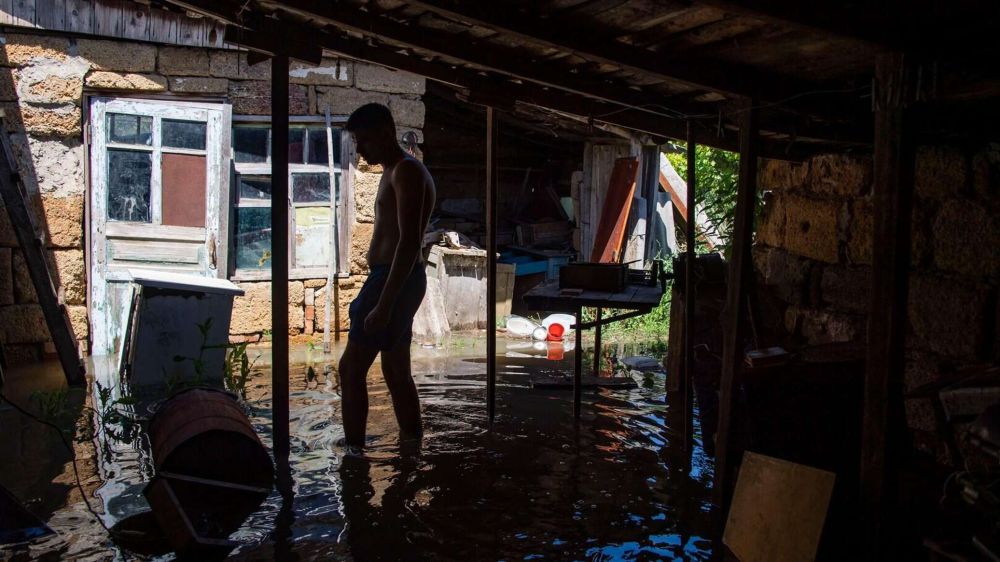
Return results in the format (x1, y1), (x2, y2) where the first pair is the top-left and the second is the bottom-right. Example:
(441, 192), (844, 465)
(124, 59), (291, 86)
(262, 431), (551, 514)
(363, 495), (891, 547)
(288, 128), (306, 164)
(306, 126), (329, 165)
(234, 207), (272, 270)
(292, 173), (330, 203)
(107, 149), (152, 222)
(107, 113), (152, 146)
(162, 119), (207, 150)
(233, 126), (269, 163)
(239, 176), (272, 200)
(294, 207), (331, 268)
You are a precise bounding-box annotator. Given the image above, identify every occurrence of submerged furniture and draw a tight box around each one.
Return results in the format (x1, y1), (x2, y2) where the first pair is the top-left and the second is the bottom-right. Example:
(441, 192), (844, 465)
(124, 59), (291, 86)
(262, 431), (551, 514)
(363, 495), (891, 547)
(118, 270), (244, 388)
(523, 280), (663, 417)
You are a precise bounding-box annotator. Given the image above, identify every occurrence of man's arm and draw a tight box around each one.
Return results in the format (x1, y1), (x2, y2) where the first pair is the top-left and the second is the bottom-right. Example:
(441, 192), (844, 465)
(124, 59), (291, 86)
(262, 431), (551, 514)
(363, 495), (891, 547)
(367, 159), (427, 327)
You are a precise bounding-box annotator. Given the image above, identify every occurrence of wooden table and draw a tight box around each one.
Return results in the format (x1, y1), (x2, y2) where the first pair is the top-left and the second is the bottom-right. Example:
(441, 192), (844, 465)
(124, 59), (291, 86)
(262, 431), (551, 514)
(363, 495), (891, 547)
(523, 281), (664, 417)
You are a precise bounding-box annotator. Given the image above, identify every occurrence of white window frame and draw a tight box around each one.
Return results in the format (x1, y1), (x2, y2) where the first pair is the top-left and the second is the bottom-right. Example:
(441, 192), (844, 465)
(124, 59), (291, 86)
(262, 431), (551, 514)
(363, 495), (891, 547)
(230, 115), (351, 281)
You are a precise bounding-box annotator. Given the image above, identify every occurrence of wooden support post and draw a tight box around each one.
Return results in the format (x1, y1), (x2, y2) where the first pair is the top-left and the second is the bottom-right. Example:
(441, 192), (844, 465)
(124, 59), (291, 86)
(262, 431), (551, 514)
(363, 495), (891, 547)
(271, 54), (290, 463)
(575, 306), (583, 419)
(486, 106), (498, 425)
(594, 307), (602, 378)
(860, 52), (917, 559)
(713, 98), (759, 520)
(682, 123), (696, 453)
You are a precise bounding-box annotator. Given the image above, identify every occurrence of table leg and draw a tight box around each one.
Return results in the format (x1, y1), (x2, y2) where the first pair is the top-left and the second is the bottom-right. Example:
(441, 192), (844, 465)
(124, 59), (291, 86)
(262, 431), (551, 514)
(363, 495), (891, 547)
(575, 306), (582, 419)
(594, 307), (602, 378)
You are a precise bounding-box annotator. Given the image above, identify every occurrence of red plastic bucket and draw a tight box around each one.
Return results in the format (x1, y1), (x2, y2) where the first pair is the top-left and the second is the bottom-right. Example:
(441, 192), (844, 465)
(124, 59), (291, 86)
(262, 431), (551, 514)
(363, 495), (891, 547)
(547, 323), (565, 341)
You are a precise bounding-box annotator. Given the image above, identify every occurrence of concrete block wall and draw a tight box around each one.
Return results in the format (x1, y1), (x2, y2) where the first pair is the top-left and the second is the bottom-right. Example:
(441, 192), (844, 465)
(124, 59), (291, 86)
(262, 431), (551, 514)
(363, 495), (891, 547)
(755, 144), (1000, 461)
(0, 31), (425, 362)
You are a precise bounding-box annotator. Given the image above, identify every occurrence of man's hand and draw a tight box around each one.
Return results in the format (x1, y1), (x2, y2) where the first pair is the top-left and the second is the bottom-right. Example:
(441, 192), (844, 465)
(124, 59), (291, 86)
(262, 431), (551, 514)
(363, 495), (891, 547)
(364, 303), (391, 334)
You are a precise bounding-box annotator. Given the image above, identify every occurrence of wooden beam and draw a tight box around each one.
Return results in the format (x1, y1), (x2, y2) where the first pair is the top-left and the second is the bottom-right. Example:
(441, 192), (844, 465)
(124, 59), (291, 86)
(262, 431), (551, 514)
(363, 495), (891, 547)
(271, 53), (290, 464)
(682, 122), (696, 454)
(486, 106), (498, 425)
(221, 22), (322, 65)
(860, 52), (917, 560)
(713, 97), (758, 522)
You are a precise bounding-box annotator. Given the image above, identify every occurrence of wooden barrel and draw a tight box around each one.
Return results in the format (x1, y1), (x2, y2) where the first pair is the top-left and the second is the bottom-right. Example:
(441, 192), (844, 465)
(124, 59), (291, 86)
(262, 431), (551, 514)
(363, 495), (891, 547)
(148, 388), (273, 489)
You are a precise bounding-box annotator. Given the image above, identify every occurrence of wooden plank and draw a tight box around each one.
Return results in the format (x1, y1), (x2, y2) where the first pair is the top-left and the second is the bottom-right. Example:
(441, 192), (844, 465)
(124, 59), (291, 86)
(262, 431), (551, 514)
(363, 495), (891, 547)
(34, 0), (65, 28)
(105, 222), (205, 242)
(64, 0), (93, 33)
(10, 0), (36, 26)
(270, 54), (290, 463)
(723, 452), (836, 562)
(713, 97), (759, 521)
(0, 0), (13, 24)
(94, 0), (123, 37)
(591, 157), (639, 262)
(121, 0), (149, 41)
(860, 52), (917, 560)
(682, 123), (696, 453)
(109, 239), (201, 264)
(486, 106), (498, 424)
(147, 9), (178, 44)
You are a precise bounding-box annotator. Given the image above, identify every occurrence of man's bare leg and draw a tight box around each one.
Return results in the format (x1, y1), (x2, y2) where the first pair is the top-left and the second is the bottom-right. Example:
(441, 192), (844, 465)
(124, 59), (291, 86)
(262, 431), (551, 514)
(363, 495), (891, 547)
(380, 343), (422, 439)
(339, 341), (380, 448)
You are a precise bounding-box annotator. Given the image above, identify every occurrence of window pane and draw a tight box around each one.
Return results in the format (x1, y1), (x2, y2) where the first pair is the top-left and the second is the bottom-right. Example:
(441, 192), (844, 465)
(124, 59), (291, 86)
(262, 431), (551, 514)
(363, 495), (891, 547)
(306, 127), (328, 165)
(235, 207), (272, 270)
(288, 128), (305, 164)
(233, 126), (268, 163)
(107, 149), (152, 222)
(162, 119), (206, 150)
(239, 176), (272, 201)
(294, 207), (331, 268)
(107, 113), (152, 145)
(292, 173), (330, 203)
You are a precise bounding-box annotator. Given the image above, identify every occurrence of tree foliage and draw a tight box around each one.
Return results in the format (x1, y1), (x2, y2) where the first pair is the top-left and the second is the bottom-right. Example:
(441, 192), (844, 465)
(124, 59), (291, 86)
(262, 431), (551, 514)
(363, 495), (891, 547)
(664, 143), (741, 255)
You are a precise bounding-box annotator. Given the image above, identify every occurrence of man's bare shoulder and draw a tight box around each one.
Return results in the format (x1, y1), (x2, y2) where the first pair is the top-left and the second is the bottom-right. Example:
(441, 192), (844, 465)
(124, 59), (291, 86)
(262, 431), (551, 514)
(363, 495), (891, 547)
(390, 156), (433, 188)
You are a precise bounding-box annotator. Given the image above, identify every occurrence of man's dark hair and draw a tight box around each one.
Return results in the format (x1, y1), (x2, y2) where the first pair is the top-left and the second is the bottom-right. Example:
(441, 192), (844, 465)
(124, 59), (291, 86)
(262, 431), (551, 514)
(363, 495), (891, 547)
(346, 103), (396, 134)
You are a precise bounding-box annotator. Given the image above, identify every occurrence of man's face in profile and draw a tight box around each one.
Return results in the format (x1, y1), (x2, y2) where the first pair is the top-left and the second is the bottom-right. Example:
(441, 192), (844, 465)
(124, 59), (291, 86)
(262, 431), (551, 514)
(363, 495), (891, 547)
(351, 130), (374, 164)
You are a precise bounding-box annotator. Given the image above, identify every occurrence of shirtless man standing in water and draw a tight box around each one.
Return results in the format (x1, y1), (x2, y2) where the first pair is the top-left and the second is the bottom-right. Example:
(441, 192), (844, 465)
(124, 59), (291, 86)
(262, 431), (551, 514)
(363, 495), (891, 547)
(338, 103), (435, 450)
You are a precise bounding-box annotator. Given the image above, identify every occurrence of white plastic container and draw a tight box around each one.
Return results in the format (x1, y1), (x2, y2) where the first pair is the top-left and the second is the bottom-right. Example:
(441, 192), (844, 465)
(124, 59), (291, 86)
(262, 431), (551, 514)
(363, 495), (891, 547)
(505, 315), (540, 338)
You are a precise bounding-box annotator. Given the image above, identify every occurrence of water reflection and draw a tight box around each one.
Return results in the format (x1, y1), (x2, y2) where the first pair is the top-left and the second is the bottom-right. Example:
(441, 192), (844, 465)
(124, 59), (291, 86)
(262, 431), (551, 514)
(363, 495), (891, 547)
(27, 338), (715, 561)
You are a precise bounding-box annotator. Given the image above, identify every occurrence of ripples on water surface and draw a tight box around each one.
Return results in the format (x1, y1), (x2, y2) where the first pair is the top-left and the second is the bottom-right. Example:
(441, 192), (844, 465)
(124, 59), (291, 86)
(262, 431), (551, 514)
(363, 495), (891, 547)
(8, 339), (716, 561)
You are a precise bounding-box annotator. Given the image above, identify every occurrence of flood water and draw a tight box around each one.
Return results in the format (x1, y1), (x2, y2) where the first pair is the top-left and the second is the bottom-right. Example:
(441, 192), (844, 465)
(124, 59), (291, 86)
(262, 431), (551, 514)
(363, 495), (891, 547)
(2, 337), (715, 561)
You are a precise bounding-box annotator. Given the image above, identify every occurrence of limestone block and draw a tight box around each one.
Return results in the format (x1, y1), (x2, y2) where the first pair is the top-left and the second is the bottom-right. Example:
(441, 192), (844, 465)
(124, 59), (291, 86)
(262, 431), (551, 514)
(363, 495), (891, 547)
(1, 342), (40, 365)
(314, 282), (362, 332)
(0, 247), (11, 305)
(18, 105), (81, 137)
(290, 58), (352, 85)
(781, 194), (840, 263)
(12, 251), (36, 303)
(972, 144), (1000, 201)
(315, 86), (389, 118)
(289, 281), (304, 307)
(0, 304), (50, 343)
(819, 265), (869, 314)
(0, 200), (17, 246)
(10, 135), (86, 197)
(355, 64), (425, 94)
(357, 159), (383, 174)
(48, 249), (86, 305)
(350, 222), (374, 275)
(230, 281), (306, 335)
(798, 308), (863, 346)
(209, 51), (270, 80)
(168, 76), (228, 94)
(304, 287), (314, 306)
(14, 57), (89, 104)
(932, 199), (1000, 279)
(908, 274), (989, 360)
(36, 194), (84, 248)
(753, 246), (809, 305)
(915, 145), (966, 200)
(389, 96), (425, 128)
(1, 34), (69, 66)
(0, 71), (15, 101)
(755, 191), (785, 247)
(808, 154), (872, 197)
(759, 158), (808, 192)
(157, 46), (210, 76)
(67, 304), (88, 340)
(228, 80), (308, 115)
(77, 39), (156, 72)
(85, 71), (167, 91)
(353, 170), (381, 223)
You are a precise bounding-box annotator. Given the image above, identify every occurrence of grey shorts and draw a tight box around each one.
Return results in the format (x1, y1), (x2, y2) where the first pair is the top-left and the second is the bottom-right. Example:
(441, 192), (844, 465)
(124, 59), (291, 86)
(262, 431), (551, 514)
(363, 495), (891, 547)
(348, 264), (426, 352)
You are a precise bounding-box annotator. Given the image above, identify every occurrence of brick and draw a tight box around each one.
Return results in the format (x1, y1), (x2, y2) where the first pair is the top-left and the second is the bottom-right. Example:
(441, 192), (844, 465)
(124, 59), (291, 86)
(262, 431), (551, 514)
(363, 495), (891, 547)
(355, 64), (424, 94)
(819, 264), (869, 314)
(808, 153), (872, 197)
(1, 34), (69, 66)
(759, 158), (808, 192)
(168, 76), (227, 94)
(781, 194), (840, 263)
(85, 71), (167, 91)
(304, 288), (315, 306)
(915, 145), (966, 200)
(77, 39), (156, 72)
(228, 80), (308, 115)
(389, 96), (425, 128)
(0, 247), (11, 305)
(0, 304), (50, 343)
(157, 46), (210, 76)
(315, 86), (389, 118)
(908, 274), (990, 360)
(755, 191), (785, 247)
(305, 304), (315, 321)
(932, 199), (1000, 279)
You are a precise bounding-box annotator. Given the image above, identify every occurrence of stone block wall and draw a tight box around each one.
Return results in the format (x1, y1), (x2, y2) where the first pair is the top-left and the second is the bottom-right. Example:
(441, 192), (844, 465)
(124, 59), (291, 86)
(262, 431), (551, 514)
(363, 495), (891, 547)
(0, 31), (424, 362)
(755, 144), (1000, 461)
